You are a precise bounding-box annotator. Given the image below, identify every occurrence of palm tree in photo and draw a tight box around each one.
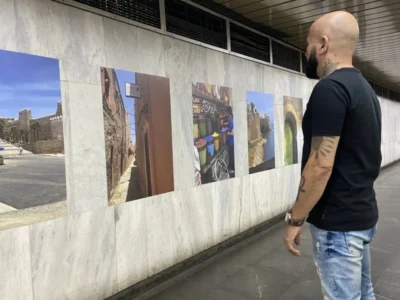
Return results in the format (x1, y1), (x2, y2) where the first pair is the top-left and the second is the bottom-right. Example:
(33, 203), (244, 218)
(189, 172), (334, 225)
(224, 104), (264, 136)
(30, 122), (41, 142)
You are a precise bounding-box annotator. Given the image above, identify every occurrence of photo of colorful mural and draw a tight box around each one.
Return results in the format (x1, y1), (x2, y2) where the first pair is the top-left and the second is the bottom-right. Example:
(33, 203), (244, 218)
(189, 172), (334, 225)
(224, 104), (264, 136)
(0, 50), (66, 224)
(283, 96), (303, 166)
(247, 91), (275, 174)
(192, 82), (234, 186)
(101, 68), (174, 205)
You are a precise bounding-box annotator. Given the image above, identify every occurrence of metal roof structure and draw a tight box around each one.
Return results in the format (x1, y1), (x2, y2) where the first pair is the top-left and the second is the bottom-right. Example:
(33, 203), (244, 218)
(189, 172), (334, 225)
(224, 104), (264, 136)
(209, 0), (400, 92)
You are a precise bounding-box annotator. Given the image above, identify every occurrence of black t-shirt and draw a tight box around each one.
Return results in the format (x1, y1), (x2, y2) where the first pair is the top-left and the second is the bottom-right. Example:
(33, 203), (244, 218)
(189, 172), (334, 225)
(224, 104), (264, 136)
(302, 68), (382, 231)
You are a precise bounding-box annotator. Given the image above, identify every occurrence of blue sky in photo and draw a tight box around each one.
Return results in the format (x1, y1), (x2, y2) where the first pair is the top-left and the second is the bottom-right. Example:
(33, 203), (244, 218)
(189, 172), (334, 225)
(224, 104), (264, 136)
(0, 49), (61, 119)
(114, 69), (136, 143)
(246, 91), (275, 124)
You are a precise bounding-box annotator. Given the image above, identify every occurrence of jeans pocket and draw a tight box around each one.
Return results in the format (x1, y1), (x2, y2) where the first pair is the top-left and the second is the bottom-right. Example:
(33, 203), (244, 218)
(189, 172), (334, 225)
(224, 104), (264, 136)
(343, 232), (364, 255)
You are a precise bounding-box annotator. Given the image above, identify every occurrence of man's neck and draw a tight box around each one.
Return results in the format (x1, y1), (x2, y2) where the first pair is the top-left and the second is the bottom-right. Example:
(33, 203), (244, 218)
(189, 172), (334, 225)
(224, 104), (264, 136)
(320, 58), (353, 79)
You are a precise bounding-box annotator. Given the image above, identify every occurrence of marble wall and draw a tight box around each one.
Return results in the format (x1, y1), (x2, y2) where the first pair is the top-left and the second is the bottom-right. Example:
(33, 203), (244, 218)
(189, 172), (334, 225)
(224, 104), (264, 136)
(1, 0), (400, 299)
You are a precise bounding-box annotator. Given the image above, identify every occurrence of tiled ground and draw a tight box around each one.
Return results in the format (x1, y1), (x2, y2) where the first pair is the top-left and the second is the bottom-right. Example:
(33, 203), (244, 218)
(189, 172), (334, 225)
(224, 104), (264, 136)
(146, 164), (400, 300)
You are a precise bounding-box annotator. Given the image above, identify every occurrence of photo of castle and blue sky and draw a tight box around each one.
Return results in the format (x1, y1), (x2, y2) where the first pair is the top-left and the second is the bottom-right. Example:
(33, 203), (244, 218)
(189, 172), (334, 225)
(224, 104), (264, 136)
(0, 50), (61, 119)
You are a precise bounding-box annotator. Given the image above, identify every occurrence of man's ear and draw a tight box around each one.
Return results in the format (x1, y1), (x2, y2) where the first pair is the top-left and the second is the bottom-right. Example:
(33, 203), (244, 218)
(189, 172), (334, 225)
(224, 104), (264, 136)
(319, 36), (329, 54)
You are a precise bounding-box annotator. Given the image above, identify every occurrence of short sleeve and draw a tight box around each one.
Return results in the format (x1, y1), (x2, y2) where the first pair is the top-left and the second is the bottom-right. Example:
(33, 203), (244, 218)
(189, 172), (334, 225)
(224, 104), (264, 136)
(311, 79), (348, 137)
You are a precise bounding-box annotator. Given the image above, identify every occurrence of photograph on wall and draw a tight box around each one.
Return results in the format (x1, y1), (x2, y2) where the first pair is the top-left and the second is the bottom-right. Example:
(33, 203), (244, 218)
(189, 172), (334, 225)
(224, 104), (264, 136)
(247, 91), (275, 174)
(283, 96), (303, 166)
(0, 49), (66, 224)
(192, 82), (234, 186)
(101, 67), (174, 205)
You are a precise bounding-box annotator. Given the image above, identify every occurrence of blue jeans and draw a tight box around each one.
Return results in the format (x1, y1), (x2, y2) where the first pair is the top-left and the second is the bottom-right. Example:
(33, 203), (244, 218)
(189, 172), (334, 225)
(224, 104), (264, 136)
(310, 224), (377, 300)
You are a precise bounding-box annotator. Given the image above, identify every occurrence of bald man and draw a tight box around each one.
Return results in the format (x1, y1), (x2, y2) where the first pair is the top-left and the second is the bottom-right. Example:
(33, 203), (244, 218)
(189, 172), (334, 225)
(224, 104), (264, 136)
(283, 11), (381, 300)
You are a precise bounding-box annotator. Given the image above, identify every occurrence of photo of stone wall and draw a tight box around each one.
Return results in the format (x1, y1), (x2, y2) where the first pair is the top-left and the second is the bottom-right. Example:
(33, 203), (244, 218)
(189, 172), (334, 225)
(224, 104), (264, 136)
(0, 49), (66, 226)
(193, 82), (234, 186)
(283, 96), (303, 166)
(247, 91), (275, 174)
(101, 67), (174, 205)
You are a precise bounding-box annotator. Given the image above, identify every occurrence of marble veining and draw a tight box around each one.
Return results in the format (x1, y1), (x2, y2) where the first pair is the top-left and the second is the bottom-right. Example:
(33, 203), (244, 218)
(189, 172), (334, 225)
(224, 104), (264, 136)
(164, 37), (196, 190)
(29, 207), (117, 300)
(232, 86), (250, 177)
(115, 199), (149, 291)
(0, 226), (33, 300)
(146, 193), (176, 277)
(103, 17), (139, 73)
(137, 28), (165, 77)
(206, 49), (225, 86)
(274, 104), (285, 169)
(65, 82), (108, 213)
(0, 0), (17, 52)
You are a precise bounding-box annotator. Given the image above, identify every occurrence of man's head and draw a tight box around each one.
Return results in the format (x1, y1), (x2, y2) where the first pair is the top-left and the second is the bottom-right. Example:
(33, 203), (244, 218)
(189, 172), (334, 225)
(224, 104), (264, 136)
(305, 11), (359, 79)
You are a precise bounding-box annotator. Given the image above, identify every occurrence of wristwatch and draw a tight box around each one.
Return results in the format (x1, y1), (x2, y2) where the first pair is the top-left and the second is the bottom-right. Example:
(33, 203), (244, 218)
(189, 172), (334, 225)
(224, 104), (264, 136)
(285, 211), (305, 226)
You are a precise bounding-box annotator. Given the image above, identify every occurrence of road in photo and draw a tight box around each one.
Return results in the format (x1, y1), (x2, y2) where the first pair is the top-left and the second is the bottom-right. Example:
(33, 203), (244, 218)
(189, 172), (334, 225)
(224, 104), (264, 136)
(0, 155), (66, 210)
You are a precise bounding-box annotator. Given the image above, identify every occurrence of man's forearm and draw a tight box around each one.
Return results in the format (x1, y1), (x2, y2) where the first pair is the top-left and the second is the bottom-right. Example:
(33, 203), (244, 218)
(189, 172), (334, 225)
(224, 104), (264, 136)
(290, 165), (332, 220)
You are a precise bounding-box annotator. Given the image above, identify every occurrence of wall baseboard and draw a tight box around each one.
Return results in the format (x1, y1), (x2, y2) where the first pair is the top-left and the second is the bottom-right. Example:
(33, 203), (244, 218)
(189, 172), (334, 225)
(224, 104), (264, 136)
(107, 159), (400, 300)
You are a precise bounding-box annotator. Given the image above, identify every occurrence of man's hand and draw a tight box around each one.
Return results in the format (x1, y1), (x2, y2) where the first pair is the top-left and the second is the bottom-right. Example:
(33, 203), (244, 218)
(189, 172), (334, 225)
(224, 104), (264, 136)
(283, 225), (302, 256)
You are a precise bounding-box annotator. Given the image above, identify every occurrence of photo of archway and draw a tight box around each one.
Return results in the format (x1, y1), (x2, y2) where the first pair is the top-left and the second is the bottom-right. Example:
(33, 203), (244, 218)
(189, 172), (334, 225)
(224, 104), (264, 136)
(283, 96), (303, 166)
(101, 67), (174, 205)
(0, 49), (66, 229)
(192, 82), (234, 186)
(247, 91), (275, 174)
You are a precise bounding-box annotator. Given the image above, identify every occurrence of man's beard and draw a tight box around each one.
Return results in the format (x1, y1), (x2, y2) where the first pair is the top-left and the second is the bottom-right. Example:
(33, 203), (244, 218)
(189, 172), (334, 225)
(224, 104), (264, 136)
(305, 49), (319, 79)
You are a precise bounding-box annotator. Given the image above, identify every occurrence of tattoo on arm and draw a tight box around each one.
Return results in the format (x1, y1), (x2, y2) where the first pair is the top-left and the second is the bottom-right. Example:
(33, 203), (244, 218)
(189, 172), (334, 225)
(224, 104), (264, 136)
(295, 175), (306, 201)
(311, 136), (338, 160)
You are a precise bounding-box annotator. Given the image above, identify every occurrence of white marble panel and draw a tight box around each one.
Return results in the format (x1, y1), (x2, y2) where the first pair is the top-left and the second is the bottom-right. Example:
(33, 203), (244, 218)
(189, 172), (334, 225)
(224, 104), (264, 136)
(170, 185), (214, 264)
(206, 49), (225, 86)
(187, 42), (208, 84)
(263, 65), (276, 95)
(274, 68), (291, 105)
(164, 37), (195, 190)
(213, 179), (232, 243)
(137, 27), (165, 77)
(0, 0), (17, 52)
(146, 193), (176, 277)
(64, 82), (108, 213)
(103, 17), (139, 72)
(29, 207), (117, 300)
(247, 168), (283, 227)
(115, 199), (148, 291)
(245, 60), (265, 92)
(233, 85), (249, 177)
(234, 176), (253, 233)
(280, 165), (301, 211)
(245, 172), (266, 227)
(274, 104), (285, 169)
(224, 54), (246, 89)
(15, 0), (52, 57)
(289, 72), (303, 98)
(16, 0), (105, 84)
(0, 227), (33, 300)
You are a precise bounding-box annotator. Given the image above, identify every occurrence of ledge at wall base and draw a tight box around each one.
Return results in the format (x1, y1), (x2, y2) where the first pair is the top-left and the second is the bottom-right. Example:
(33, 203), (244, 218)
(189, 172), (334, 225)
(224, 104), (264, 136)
(380, 158), (400, 172)
(107, 159), (400, 300)
(107, 212), (286, 300)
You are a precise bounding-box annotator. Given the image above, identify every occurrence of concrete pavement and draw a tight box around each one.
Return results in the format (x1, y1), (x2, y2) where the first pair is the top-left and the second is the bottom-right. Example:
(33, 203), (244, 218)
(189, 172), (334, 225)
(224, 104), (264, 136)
(137, 163), (400, 300)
